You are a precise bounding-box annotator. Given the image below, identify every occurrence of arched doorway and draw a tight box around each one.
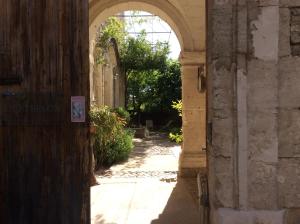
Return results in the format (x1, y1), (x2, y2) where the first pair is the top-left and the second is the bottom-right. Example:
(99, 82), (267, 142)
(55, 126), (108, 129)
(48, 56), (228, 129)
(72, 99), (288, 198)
(89, 0), (207, 177)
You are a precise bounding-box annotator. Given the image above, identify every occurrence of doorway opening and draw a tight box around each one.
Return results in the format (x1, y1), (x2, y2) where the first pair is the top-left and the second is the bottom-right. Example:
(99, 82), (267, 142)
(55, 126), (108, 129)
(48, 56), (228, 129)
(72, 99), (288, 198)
(89, 1), (207, 223)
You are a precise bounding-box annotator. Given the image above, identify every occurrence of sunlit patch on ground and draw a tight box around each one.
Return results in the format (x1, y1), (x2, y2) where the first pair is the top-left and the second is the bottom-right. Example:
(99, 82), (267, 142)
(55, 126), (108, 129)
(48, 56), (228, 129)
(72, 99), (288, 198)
(91, 132), (200, 224)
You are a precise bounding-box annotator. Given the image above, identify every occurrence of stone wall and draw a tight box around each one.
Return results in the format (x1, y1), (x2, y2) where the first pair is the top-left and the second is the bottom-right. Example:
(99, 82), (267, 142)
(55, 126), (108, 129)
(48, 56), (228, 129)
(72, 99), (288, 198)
(208, 0), (300, 223)
(278, 2), (300, 223)
(290, 7), (300, 56)
(92, 39), (125, 108)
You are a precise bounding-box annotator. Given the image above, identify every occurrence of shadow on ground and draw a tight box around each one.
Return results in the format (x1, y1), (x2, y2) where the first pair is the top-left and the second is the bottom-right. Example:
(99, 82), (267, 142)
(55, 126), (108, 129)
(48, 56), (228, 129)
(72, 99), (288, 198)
(151, 178), (200, 224)
(92, 178), (200, 224)
(91, 132), (202, 224)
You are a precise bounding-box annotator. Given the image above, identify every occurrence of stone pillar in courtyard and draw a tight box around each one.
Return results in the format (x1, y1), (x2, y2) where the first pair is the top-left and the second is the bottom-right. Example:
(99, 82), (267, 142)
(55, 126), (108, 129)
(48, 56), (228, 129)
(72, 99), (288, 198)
(179, 51), (206, 177)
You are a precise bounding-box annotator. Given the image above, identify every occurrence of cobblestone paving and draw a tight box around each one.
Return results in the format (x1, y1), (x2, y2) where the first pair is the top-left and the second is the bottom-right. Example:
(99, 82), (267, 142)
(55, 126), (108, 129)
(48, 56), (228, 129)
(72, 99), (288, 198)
(95, 132), (180, 180)
(98, 170), (178, 179)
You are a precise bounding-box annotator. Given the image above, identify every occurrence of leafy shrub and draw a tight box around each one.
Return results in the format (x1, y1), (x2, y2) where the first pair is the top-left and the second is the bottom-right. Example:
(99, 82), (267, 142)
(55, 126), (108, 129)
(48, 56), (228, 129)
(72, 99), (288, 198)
(112, 107), (131, 124)
(95, 17), (126, 65)
(171, 100), (182, 117)
(90, 105), (134, 168)
(169, 127), (183, 144)
(106, 129), (134, 166)
(169, 100), (183, 143)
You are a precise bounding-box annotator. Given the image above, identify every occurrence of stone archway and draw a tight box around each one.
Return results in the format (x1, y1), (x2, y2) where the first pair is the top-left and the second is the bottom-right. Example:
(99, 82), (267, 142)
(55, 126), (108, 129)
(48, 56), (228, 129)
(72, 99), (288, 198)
(89, 0), (207, 176)
(89, 0), (194, 51)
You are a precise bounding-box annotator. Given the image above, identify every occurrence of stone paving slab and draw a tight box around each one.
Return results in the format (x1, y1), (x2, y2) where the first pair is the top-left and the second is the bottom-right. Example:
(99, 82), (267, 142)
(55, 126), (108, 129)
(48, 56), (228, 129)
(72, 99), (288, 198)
(91, 132), (201, 224)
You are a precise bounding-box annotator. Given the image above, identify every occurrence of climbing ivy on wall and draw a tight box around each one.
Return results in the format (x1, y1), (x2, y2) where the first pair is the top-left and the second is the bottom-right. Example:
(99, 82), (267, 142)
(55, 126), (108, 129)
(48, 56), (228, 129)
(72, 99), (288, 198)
(95, 17), (127, 64)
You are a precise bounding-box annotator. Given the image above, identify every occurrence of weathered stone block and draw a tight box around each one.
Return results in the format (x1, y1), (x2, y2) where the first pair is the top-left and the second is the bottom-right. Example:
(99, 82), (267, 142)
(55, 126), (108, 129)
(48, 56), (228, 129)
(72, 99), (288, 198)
(290, 8), (300, 55)
(258, 0), (279, 6)
(182, 109), (204, 128)
(132, 127), (149, 138)
(248, 161), (278, 209)
(278, 158), (300, 208)
(237, 5), (248, 53)
(183, 129), (206, 152)
(250, 6), (279, 61)
(291, 23), (300, 32)
(212, 65), (233, 113)
(212, 62), (233, 90)
(213, 88), (233, 111)
(291, 44), (300, 55)
(217, 209), (252, 224)
(214, 208), (285, 224)
(279, 8), (291, 56)
(182, 86), (205, 110)
(248, 111), (278, 163)
(278, 109), (300, 157)
(291, 31), (300, 44)
(291, 15), (300, 23)
(279, 57), (300, 107)
(183, 109), (206, 152)
(284, 209), (300, 224)
(212, 0), (233, 9)
(291, 7), (300, 15)
(210, 62), (233, 148)
(181, 66), (206, 109)
(213, 157), (234, 208)
(280, 0), (300, 7)
(211, 8), (233, 58)
(212, 117), (233, 157)
(248, 60), (278, 111)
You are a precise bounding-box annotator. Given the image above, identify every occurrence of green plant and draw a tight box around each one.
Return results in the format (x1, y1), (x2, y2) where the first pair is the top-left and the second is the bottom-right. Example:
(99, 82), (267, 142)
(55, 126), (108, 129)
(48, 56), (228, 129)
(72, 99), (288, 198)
(95, 17), (127, 65)
(90, 105), (134, 168)
(169, 100), (183, 143)
(169, 127), (183, 144)
(112, 107), (131, 124)
(106, 129), (134, 166)
(171, 100), (182, 117)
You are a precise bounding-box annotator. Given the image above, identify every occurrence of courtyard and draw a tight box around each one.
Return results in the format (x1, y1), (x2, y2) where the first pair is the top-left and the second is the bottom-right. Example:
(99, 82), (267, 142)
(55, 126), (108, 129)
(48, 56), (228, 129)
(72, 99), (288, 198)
(91, 133), (201, 224)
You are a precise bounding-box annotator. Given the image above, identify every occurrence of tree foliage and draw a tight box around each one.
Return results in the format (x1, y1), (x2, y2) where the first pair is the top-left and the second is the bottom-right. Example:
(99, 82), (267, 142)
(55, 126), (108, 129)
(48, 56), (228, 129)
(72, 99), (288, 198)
(126, 59), (181, 114)
(169, 100), (183, 143)
(95, 17), (127, 64)
(94, 15), (182, 123)
(119, 31), (181, 116)
(120, 32), (169, 73)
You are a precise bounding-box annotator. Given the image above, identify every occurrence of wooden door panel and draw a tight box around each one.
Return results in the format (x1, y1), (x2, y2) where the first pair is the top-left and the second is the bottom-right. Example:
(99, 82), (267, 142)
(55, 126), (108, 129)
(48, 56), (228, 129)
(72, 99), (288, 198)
(0, 0), (91, 223)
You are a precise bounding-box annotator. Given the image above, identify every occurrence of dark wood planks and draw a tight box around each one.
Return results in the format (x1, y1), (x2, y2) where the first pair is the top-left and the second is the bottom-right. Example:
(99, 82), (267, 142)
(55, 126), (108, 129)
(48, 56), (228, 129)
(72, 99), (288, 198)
(0, 0), (91, 223)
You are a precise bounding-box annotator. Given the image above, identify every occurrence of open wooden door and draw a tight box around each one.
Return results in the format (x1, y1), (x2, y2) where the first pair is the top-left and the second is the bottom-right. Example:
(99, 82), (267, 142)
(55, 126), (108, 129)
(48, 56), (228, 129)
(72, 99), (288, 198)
(0, 1), (91, 223)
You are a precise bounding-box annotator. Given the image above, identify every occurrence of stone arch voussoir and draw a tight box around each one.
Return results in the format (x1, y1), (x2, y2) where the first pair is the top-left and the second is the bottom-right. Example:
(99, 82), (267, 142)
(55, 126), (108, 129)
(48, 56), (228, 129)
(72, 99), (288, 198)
(89, 0), (195, 52)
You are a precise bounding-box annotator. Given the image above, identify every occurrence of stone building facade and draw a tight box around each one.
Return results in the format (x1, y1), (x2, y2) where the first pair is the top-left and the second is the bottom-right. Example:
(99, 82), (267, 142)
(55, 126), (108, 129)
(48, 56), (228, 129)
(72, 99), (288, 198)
(91, 38), (126, 108)
(207, 1), (300, 223)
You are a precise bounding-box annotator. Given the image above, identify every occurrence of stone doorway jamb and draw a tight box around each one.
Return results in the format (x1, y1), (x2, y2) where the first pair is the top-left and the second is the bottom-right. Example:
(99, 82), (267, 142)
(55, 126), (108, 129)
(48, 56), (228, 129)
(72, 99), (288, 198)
(179, 51), (207, 177)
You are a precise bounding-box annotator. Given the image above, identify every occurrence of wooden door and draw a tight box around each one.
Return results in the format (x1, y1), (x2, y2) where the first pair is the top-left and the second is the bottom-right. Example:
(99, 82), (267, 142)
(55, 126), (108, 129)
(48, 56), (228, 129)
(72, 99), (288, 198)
(0, 0), (91, 223)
